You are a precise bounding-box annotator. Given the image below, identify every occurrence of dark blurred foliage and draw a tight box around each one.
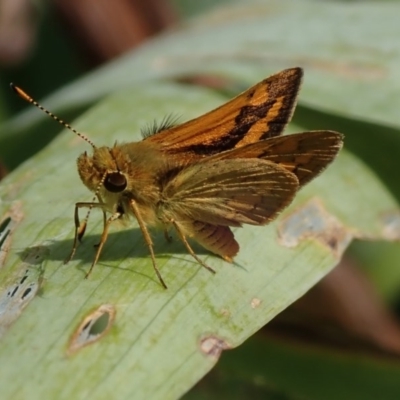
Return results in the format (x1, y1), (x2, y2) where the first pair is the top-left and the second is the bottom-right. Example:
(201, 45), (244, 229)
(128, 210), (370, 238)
(0, 0), (178, 119)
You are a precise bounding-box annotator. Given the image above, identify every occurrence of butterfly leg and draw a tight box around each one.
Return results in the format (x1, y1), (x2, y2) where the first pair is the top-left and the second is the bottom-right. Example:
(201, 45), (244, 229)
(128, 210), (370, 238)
(129, 199), (167, 289)
(65, 201), (106, 264)
(93, 210), (107, 248)
(171, 220), (216, 274)
(85, 211), (122, 278)
(94, 196), (107, 248)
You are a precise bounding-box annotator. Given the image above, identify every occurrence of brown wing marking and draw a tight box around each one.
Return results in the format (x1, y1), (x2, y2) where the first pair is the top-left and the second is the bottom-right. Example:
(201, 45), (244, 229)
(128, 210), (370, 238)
(146, 68), (303, 159)
(206, 131), (343, 186)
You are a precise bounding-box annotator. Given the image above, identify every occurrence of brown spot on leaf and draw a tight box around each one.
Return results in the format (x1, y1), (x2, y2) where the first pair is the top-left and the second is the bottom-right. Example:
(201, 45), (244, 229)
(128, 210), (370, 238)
(200, 335), (231, 359)
(67, 304), (116, 355)
(278, 198), (352, 259)
(251, 298), (261, 309)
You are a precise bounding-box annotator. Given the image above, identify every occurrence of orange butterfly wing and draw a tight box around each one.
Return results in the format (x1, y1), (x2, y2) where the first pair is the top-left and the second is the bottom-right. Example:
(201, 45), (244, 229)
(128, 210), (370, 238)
(144, 68), (303, 160)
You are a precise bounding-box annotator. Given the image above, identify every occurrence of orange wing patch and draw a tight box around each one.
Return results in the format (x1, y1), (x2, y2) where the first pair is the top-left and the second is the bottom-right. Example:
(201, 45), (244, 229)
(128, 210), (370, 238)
(145, 68), (303, 159)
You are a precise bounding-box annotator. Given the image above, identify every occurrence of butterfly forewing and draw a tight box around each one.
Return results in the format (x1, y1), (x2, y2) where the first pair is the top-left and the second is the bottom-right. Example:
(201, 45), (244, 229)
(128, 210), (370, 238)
(146, 68), (303, 161)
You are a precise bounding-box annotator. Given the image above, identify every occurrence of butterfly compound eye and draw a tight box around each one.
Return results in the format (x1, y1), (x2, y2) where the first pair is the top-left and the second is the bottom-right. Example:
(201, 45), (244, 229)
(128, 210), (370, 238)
(104, 172), (127, 193)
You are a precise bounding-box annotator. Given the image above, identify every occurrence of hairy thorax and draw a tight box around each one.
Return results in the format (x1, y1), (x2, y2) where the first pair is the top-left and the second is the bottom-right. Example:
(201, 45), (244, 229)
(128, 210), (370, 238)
(76, 140), (176, 226)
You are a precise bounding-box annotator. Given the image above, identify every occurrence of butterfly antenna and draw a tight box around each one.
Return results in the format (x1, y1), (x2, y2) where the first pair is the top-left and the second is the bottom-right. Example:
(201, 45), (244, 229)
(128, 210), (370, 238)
(10, 83), (96, 149)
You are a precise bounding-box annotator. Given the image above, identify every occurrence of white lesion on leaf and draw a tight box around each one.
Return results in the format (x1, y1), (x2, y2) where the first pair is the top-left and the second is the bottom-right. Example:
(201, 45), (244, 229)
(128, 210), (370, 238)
(277, 198), (352, 259)
(67, 304), (116, 355)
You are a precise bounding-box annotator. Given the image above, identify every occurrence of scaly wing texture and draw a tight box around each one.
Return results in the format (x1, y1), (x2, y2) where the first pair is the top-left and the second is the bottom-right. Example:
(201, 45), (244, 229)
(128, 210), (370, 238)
(206, 130), (343, 186)
(145, 68), (303, 161)
(160, 159), (299, 228)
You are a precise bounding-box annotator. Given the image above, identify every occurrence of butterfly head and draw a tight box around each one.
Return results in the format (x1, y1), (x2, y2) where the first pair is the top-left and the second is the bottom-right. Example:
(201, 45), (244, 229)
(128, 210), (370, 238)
(77, 146), (131, 196)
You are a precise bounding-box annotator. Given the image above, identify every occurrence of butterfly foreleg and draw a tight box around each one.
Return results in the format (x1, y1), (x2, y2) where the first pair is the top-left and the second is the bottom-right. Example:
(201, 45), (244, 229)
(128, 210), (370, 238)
(85, 210), (122, 278)
(129, 199), (168, 289)
(65, 201), (107, 265)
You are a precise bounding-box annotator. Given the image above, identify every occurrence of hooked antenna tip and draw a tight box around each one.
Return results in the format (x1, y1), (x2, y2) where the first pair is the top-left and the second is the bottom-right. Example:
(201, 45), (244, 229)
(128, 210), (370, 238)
(10, 83), (32, 103)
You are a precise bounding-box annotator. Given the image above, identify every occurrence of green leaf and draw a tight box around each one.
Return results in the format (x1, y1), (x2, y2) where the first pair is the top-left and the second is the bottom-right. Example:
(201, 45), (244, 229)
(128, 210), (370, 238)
(0, 80), (398, 399)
